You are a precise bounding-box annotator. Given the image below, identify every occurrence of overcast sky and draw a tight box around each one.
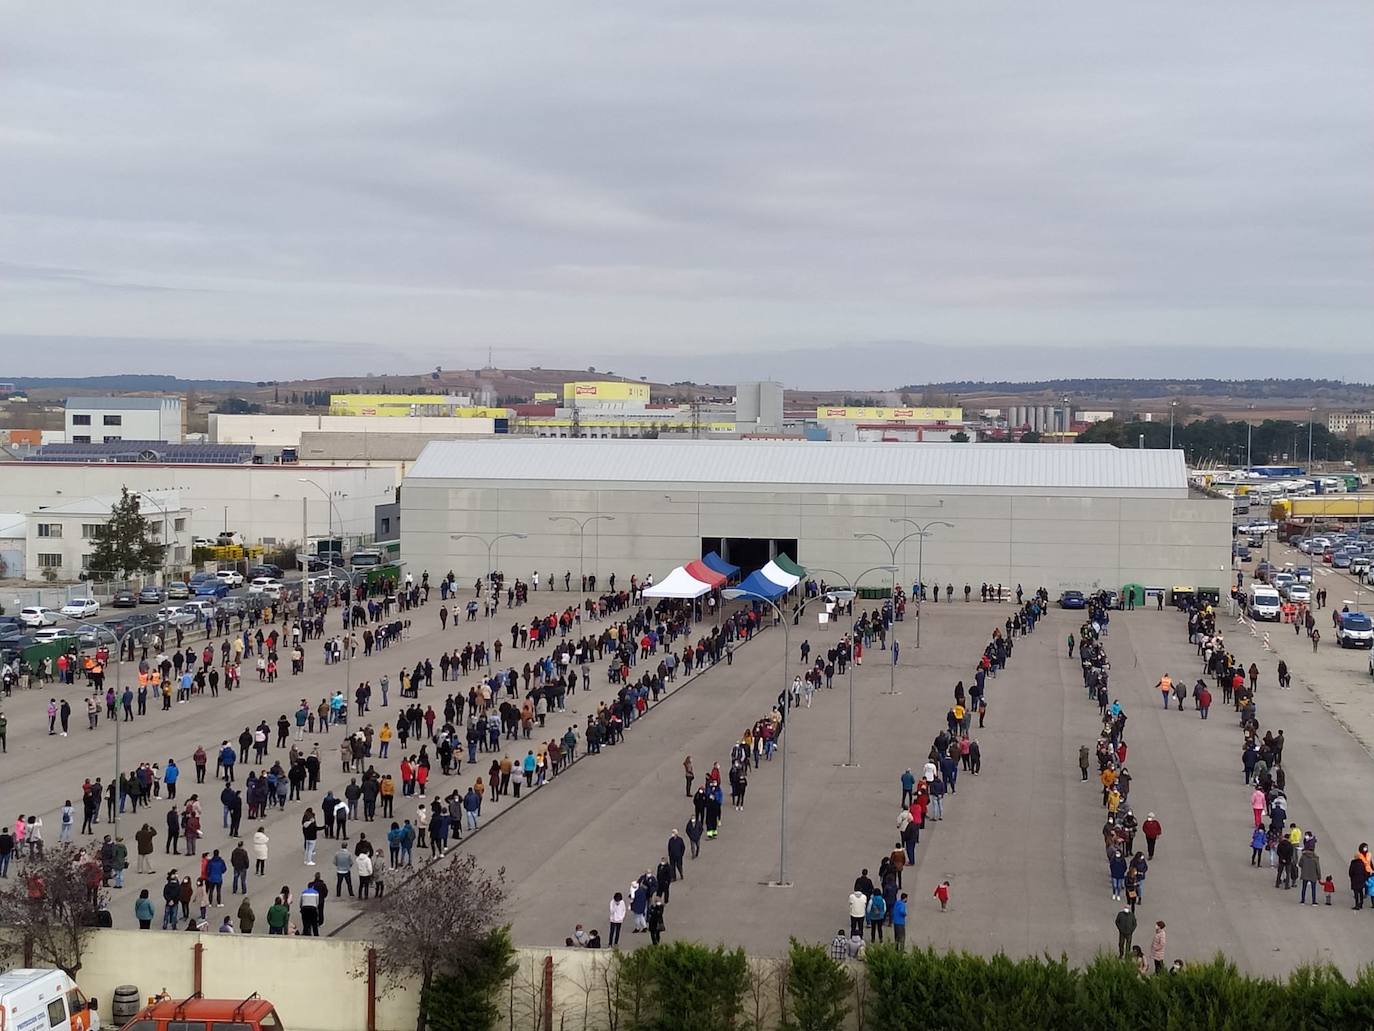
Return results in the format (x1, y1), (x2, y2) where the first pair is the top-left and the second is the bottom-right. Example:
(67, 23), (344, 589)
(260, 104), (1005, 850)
(1, 2), (1370, 386)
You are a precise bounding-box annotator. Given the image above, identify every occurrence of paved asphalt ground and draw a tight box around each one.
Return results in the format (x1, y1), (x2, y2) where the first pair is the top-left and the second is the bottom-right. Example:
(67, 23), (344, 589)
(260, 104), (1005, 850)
(3, 587), (1373, 974)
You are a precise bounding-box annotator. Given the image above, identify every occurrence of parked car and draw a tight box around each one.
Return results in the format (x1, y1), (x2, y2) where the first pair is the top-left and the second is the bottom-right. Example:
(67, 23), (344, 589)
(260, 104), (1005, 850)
(166, 581), (191, 599)
(1057, 590), (1086, 609)
(138, 585), (165, 604)
(188, 571), (213, 585)
(32, 626), (77, 644)
(60, 597), (100, 618)
(1233, 546), (1251, 562)
(1284, 584), (1312, 604)
(195, 579), (230, 599)
(157, 606), (198, 627)
(215, 569), (246, 587)
(1295, 566), (1314, 583)
(110, 589), (139, 608)
(247, 564), (284, 580)
(1334, 551), (1355, 569)
(19, 606), (59, 628)
(192, 536), (216, 548)
(248, 576), (283, 597)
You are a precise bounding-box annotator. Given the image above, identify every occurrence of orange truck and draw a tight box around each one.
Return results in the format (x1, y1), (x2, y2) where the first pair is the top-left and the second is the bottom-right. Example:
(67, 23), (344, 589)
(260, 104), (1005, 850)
(118, 991), (284, 1031)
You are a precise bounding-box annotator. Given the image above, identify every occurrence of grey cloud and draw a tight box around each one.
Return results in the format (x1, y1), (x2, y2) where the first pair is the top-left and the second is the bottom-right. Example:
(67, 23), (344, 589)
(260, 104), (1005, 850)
(0, 2), (1370, 381)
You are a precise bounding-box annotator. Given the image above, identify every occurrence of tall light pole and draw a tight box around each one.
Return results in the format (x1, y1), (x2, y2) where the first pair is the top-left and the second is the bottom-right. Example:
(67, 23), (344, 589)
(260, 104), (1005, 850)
(1308, 407), (1317, 469)
(1168, 401), (1179, 451)
(805, 564), (894, 767)
(298, 477), (345, 559)
(722, 586), (792, 886)
(888, 519), (955, 649)
(450, 532), (528, 655)
(548, 515), (615, 590)
(134, 491), (177, 588)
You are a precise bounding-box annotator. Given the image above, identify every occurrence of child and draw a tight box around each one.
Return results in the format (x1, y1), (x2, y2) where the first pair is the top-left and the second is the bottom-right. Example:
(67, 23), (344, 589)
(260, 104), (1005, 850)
(1322, 876), (1336, 905)
(933, 881), (950, 911)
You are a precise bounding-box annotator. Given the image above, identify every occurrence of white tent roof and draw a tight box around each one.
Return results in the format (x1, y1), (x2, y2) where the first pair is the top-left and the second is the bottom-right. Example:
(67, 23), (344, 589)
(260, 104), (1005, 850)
(760, 560), (800, 590)
(642, 566), (713, 599)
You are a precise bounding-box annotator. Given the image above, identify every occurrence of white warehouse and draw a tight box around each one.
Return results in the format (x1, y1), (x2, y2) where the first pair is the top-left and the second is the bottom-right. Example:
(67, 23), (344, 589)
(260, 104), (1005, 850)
(399, 439), (1233, 595)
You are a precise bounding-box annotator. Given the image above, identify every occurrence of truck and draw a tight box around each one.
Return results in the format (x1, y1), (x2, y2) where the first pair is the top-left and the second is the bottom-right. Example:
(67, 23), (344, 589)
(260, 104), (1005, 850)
(118, 991), (284, 1031)
(1336, 611), (1374, 649)
(1244, 584), (1282, 622)
(0, 968), (97, 1031)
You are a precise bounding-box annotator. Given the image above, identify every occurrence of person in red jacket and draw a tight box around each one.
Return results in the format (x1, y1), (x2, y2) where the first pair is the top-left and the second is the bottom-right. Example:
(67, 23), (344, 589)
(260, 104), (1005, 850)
(1141, 813), (1163, 859)
(1197, 686), (1212, 720)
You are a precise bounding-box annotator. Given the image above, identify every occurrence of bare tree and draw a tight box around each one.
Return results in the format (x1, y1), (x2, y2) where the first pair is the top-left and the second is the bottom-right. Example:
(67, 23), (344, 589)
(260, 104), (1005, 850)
(364, 855), (507, 1031)
(0, 845), (106, 975)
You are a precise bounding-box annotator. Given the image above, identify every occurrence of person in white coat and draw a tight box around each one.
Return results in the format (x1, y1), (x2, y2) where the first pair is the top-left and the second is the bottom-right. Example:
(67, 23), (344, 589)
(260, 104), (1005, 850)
(608, 892), (627, 947)
(356, 849), (374, 899)
(251, 828), (270, 876)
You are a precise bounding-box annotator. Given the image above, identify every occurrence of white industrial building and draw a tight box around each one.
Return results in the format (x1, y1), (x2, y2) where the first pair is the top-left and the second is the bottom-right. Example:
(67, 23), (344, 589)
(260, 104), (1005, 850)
(25, 490), (191, 580)
(66, 396), (183, 443)
(399, 439), (1233, 594)
(0, 463), (399, 551)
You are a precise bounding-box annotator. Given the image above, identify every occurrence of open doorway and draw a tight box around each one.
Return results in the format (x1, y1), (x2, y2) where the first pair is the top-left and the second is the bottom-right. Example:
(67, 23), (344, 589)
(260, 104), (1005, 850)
(718, 537), (799, 573)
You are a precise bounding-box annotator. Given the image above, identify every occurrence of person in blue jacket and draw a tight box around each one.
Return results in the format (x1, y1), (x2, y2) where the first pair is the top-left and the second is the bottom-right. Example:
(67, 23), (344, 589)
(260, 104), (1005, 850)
(205, 848), (227, 907)
(164, 759), (180, 800)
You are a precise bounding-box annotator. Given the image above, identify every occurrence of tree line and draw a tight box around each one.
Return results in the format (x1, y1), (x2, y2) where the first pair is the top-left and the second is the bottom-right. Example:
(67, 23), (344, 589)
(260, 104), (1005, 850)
(1076, 417), (1373, 466)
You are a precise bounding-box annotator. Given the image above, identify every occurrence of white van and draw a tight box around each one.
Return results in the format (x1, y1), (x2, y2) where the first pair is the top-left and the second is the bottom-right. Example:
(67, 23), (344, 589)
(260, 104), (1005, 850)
(0, 968), (97, 1031)
(1245, 584), (1282, 621)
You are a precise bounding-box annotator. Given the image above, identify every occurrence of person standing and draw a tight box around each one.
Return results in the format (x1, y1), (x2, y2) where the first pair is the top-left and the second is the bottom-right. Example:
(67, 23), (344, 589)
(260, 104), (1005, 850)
(1141, 813), (1162, 859)
(683, 756), (694, 798)
(1078, 745), (1090, 782)
(892, 892), (908, 951)
(608, 892), (626, 947)
(1350, 844), (1373, 909)
(1298, 848), (1323, 906)
(1149, 921), (1167, 973)
(1115, 905), (1137, 958)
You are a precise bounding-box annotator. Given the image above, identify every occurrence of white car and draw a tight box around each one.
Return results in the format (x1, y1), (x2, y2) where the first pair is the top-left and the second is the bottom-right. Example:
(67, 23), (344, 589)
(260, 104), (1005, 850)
(192, 537), (216, 548)
(214, 569), (245, 587)
(1284, 584), (1312, 604)
(248, 576), (282, 597)
(60, 597), (100, 618)
(31, 626), (77, 644)
(19, 605), (59, 628)
(157, 605), (199, 627)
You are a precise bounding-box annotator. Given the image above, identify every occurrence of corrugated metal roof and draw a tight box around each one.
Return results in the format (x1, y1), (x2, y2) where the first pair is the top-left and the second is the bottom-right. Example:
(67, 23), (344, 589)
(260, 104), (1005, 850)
(406, 439), (1187, 491)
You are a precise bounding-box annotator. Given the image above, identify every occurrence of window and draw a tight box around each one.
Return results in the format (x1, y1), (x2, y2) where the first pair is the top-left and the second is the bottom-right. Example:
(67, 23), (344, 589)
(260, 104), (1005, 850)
(72, 414), (91, 426)
(37, 523), (61, 538)
(167, 1023), (207, 1031)
(81, 523), (102, 539)
(103, 414), (122, 426)
(46, 997), (66, 1028)
(380, 517), (391, 535)
(174, 517), (186, 531)
(103, 435), (121, 443)
(38, 553), (62, 569)
(80, 553), (95, 570)
(71, 435), (90, 444)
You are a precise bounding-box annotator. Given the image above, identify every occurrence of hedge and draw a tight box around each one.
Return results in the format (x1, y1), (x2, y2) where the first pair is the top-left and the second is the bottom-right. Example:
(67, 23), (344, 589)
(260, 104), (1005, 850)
(863, 947), (1374, 1031)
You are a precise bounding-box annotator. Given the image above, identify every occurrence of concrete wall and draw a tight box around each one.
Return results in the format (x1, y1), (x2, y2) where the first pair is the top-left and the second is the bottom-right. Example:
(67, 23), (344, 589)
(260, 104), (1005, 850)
(0, 465), (400, 548)
(401, 484), (1233, 594)
(68, 933), (813, 1031)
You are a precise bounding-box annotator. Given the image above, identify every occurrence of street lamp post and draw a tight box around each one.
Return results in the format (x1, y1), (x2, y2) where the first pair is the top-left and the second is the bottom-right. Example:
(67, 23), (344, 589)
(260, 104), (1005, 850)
(449, 533), (529, 654)
(1308, 408), (1316, 469)
(1169, 401), (1179, 451)
(548, 515), (615, 590)
(134, 491), (177, 588)
(1246, 404), (1254, 472)
(722, 586), (792, 886)
(299, 478), (345, 560)
(856, 518), (955, 684)
(804, 564), (895, 767)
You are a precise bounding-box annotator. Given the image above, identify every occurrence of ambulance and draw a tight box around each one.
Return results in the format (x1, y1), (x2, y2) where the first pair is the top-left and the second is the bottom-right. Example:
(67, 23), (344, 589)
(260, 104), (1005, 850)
(0, 969), (96, 1031)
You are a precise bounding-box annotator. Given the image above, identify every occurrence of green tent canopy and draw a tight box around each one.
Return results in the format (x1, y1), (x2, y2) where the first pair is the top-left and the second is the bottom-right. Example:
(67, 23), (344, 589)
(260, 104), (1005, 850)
(773, 553), (806, 577)
(1121, 583), (1145, 607)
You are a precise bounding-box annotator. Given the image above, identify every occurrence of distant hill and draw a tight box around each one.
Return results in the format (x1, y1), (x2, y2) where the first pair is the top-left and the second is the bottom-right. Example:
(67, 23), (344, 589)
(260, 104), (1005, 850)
(7, 374), (253, 391)
(900, 378), (1374, 400)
